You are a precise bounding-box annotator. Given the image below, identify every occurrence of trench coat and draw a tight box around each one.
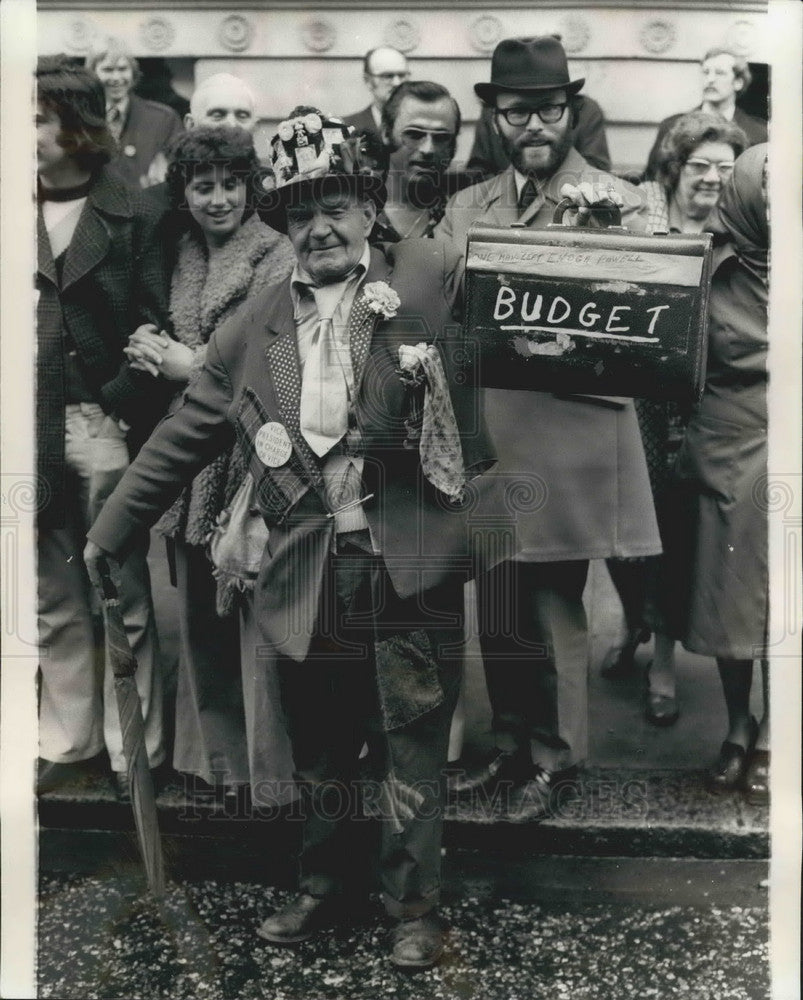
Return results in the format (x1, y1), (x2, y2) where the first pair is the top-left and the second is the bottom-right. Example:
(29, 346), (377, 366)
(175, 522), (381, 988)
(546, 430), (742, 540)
(435, 154), (661, 561)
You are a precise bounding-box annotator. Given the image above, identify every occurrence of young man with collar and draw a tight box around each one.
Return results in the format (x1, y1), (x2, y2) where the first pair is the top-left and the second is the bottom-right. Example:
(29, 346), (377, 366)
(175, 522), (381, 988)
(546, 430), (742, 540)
(85, 113), (494, 970)
(375, 79), (462, 241)
(36, 57), (169, 800)
(435, 37), (660, 810)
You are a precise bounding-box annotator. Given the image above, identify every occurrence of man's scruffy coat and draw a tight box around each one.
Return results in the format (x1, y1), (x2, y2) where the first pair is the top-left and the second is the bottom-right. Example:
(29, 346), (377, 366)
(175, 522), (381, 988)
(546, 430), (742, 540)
(435, 151), (661, 562)
(88, 239), (494, 665)
(36, 166), (170, 527)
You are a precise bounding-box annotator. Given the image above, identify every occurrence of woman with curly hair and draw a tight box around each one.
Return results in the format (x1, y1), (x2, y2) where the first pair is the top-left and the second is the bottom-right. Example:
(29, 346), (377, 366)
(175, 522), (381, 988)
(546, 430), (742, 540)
(126, 125), (296, 803)
(602, 111), (747, 728)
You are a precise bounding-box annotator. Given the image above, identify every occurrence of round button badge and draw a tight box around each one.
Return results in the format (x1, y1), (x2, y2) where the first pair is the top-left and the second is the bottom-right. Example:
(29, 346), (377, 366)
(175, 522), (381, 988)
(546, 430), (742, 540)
(254, 422), (292, 467)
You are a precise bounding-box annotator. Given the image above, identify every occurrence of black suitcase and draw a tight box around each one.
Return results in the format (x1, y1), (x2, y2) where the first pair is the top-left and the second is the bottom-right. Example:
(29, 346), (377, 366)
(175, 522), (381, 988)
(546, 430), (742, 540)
(462, 201), (714, 405)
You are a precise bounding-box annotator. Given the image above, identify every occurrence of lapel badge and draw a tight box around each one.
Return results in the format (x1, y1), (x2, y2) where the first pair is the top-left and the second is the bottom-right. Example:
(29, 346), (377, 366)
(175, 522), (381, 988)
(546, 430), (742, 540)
(123, 144), (137, 157)
(254, 421), (293, 467)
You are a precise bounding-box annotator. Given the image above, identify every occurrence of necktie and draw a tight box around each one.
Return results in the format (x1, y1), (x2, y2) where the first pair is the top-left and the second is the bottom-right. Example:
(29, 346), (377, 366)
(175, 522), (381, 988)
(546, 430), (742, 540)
(518, 178), (539, 215)
(299, 286), (350, 457)
(107, 104), (123, 141)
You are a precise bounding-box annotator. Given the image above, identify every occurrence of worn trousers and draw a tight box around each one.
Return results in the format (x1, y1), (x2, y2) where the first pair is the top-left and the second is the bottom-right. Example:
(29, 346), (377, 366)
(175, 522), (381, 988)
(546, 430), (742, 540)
(476, 558), (589, 772)
(37, 403), (164, 771)
(277, 536), (462, 919)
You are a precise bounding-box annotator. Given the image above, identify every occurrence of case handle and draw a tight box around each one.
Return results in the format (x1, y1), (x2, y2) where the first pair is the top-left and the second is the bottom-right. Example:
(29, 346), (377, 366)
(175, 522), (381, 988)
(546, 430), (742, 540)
(550, 196), (623, 229)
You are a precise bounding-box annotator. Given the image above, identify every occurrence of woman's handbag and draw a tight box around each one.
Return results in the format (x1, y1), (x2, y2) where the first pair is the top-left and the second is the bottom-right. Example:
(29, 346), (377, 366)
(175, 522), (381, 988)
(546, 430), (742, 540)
(207, 472), (269, 593)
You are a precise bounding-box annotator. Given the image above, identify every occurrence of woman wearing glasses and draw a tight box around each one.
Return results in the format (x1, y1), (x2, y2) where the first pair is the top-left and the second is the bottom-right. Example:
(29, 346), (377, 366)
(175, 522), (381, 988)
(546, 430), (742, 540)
(602, 112), (748, 728)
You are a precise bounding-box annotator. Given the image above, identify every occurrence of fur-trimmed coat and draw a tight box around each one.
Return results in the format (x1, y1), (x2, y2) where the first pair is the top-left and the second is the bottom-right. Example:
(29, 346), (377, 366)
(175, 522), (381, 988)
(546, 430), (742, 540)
(155, 213), (294, 612)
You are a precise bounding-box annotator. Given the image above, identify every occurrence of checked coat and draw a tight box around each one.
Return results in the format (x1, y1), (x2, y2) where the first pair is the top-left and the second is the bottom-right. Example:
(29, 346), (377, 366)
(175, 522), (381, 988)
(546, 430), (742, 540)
(36, 167), (171, 527)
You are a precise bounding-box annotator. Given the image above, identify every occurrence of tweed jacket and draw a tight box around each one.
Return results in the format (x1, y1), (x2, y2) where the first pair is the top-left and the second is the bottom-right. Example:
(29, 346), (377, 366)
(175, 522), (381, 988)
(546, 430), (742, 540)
(89, 239), (495, 661)
(433, 155), (660, 563)
(155, 214), (295, 613)
(108, 94), (184, 190)
(36, 166), (170, 527)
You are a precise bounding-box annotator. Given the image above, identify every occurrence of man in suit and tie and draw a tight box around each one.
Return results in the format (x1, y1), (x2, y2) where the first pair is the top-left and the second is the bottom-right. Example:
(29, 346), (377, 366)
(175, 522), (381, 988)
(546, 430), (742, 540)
(35, 57), (169, 800)
(644, 47), (768, 181)
(85, 111), (494, 969)
(435, 37), (660, 811)
(343, 46), (410, 142)
(86, 36), (183, 189)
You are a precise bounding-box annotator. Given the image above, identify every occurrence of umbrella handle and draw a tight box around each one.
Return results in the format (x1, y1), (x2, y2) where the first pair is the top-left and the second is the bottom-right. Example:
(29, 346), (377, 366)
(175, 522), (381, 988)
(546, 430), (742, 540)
(95, 554), (119, 602)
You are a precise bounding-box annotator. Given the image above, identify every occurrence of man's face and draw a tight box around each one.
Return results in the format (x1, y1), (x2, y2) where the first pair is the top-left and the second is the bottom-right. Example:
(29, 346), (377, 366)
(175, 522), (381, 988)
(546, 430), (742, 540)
(36, 104), (68, 178)
(493, 88), (573, 180)
(364, 48), (409, 108)
(286, 191), (376, 285)
(701, 54), (740, 107)
(388, 95), (457, 204)
(94, 55), (134, 104)
(189, 80), (255, 133)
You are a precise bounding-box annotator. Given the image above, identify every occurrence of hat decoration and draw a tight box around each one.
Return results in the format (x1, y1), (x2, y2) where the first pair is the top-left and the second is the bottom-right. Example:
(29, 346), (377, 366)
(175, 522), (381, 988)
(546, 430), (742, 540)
(260, 108), (387, 232)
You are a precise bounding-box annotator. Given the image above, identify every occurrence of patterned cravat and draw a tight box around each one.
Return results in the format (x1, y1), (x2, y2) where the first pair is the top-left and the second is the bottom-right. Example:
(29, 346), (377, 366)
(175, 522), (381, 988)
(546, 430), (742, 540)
(299, 285), (350, 457)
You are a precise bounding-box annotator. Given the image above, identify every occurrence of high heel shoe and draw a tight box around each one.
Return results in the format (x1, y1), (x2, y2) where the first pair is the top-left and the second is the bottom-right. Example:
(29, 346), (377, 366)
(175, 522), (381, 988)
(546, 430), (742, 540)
(706, 716), (758, 792)
(742, 748), (769, 804)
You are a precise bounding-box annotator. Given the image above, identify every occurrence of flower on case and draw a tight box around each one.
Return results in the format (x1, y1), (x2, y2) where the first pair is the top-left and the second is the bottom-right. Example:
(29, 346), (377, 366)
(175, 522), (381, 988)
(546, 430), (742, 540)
(303, 113), (323, 133)
(277, 120), (294, 142)
(363, 281), (401, 319)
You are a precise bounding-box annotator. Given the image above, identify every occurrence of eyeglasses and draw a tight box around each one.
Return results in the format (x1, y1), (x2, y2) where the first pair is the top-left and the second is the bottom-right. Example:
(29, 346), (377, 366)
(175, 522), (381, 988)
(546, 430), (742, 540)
(368, 71), (410, 82)
(495, 103), (568, 127)
(399, 127), (455, 149)
(684, 157), (735, 177)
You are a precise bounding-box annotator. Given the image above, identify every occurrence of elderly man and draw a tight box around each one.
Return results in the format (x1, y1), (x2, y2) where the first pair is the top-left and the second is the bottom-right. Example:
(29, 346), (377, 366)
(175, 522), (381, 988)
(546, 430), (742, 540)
(184, 72), (257, 132)
(343, 46), (410, 141)
(86, 36), (183, 188)
(435, 36), (660, 810)
(374, 80), (462, 240)
(645, 47), (767, 180)
(85, 112), (493, 969)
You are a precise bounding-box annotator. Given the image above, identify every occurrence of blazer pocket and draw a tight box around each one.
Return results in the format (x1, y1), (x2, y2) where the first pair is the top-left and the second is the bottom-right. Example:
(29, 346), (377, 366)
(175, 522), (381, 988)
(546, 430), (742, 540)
(674, 412), (742, 503)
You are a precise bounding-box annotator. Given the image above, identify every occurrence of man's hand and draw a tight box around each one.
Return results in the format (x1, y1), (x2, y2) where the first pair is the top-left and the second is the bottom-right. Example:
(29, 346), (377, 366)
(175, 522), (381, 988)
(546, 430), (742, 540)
(84, 540), (115, 593)
(559, 182), (624, 228)
(125, 325), (195, 382)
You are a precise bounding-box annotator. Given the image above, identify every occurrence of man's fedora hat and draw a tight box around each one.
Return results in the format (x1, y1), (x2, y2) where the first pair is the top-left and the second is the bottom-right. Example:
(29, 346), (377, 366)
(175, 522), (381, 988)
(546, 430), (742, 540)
(474, 36), (585, 104)
(257, 105), (386, 233)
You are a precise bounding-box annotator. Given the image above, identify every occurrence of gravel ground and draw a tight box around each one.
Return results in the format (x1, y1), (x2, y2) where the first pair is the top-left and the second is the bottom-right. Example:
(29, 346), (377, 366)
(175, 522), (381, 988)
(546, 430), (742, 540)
(38, 874), (769, 1000)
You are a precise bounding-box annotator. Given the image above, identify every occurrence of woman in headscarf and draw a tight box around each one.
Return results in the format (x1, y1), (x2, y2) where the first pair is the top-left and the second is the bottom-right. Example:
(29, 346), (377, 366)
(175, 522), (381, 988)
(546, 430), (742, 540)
(602, 112), (748, 729)
(667, 143), (770, 798)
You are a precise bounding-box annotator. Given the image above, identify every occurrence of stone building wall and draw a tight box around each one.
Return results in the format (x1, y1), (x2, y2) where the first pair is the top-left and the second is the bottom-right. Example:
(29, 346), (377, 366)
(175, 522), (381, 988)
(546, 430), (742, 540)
(37, 3), (770, 173)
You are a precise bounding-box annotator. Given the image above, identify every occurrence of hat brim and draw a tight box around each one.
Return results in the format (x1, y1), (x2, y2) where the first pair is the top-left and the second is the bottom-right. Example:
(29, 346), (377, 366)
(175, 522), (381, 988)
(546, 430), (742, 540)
(256, 173), (387, 235)
(474, 78), (585, 105)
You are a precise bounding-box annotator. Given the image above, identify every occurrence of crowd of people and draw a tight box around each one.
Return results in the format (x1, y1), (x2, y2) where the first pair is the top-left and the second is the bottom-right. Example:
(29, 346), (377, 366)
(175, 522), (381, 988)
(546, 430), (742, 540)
(35, 33), (770, 970)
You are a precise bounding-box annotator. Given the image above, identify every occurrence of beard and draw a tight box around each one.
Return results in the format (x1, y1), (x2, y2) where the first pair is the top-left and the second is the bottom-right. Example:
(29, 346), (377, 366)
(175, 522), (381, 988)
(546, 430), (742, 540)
(501, 126), (574, 180)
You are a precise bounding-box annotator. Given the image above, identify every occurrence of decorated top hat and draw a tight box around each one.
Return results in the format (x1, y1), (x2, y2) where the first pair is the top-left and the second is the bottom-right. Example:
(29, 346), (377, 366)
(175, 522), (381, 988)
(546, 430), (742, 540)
(258, 106), (387, 233)
(474, 36), (585, 104)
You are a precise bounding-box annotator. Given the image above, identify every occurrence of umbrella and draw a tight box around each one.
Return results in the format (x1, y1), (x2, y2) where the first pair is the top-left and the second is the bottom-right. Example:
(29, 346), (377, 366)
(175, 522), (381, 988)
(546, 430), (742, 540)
(96, 555), (165, 896)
